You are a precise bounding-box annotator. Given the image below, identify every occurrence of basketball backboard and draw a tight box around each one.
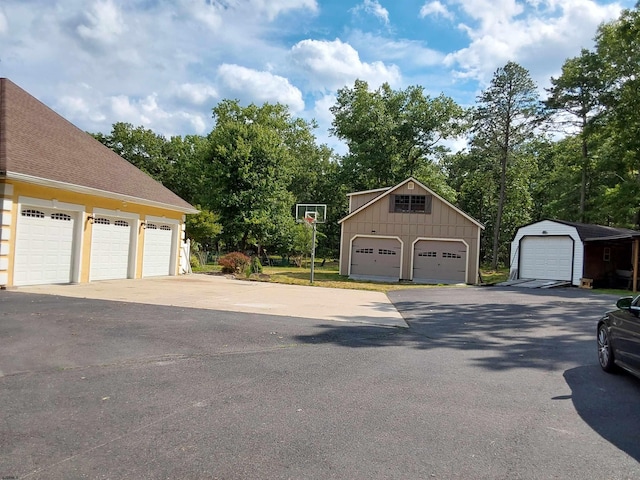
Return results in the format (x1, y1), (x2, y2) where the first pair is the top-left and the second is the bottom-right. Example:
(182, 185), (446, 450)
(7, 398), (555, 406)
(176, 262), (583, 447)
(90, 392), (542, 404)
(295, 204), (327, 224)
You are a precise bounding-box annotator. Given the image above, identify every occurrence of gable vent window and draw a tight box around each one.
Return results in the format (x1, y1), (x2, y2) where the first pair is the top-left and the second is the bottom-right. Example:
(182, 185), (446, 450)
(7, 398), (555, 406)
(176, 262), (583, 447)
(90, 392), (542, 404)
(22, 209), (45, 218)
(51, 213), (72, 221)
(95, 218), (110, 225)
(115, 220), (129, 227)
(160, 225), (171, 231)
(146, 223), (158, 230)
(391, 195), (432, 214)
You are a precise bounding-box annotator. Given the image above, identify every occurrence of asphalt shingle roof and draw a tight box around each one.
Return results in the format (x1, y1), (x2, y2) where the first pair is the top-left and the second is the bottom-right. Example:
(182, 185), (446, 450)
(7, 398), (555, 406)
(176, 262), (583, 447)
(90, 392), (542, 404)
(552, 219), (640, 241)
(0, 78), (196, 213)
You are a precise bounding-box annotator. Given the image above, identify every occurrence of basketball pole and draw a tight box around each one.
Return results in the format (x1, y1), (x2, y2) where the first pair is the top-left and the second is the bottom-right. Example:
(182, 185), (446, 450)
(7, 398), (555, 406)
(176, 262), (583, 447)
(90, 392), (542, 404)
(310, 221), (316, 284)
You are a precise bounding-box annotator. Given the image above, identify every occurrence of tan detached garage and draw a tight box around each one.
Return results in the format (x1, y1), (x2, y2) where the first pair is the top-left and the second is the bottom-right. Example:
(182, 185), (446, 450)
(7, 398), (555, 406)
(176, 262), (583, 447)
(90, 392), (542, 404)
(339, 177), (484, 284)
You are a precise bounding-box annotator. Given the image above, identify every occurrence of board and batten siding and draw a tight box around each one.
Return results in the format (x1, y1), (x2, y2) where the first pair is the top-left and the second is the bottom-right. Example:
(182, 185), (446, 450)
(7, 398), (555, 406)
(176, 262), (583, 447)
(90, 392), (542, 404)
(348, 189), (388, 213)
(509, 220), (583, 286)
(340, 182), (480, 282)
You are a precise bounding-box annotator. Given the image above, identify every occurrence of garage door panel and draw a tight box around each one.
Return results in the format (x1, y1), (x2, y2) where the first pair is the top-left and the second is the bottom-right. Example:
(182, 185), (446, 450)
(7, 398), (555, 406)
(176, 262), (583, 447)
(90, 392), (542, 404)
(90, 217), (132, 281)
(413, 240), (466, 283)
(519, 236), (572, 281)
(351, 238), (401, 279)
(14, 207), (75, 286)
(142, 224), (173, 277)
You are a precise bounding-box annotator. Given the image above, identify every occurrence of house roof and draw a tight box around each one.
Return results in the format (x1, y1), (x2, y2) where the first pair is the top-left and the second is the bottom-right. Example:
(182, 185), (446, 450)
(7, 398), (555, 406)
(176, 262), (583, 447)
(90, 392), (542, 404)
(0, 78), (197, 213)
(339, 177), (484, 229)
(551, 219), (640, 242)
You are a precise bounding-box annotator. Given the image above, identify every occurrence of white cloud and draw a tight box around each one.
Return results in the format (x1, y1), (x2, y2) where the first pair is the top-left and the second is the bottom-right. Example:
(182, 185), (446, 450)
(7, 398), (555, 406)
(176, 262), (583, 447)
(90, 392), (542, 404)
(76, 0), (125, 45)
(0, 10), (8, 34)
(216, 64), (305, 112)
(173, 83), (219, 106)
(445, 0), (626, 85)
(419, 1), (454, 21)
(251, 0), (319, 20)
(352, 0), (390, 25)
(348, 31), (444, 68)
(290, 38), (401, 90)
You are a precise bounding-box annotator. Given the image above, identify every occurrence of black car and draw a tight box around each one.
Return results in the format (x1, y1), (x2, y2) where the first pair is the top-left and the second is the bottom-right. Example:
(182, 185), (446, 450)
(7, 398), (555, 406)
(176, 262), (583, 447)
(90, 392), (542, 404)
(597, 296), (640, 379)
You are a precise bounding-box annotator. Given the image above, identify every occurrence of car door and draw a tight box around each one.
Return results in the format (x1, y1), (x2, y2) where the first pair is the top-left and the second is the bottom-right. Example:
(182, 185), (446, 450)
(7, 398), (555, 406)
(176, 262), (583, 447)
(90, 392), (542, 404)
(610, 298), (640, 371)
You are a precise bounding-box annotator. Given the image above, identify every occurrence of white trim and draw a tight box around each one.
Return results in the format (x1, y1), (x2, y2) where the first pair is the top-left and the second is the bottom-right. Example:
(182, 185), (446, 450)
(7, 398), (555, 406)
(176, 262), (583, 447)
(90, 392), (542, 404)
(91, 208), (139, 279)
(509, 220), (583, 286)
(348, 234), (404, 280)
(476, 227), (481, 285)
(7, 172), (198, 214)
(346, 187), (390, 197)
(339, 176), (485, 229)
(144, 215), (181, 276)
(339, 223), (345, 275)
(410, 237), (469, 283)
(18, 196), (85, 283)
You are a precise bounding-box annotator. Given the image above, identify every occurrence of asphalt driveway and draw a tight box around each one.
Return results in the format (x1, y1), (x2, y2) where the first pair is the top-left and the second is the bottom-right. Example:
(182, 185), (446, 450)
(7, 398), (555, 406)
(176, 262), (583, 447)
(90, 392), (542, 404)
(1, 284), (639, 479)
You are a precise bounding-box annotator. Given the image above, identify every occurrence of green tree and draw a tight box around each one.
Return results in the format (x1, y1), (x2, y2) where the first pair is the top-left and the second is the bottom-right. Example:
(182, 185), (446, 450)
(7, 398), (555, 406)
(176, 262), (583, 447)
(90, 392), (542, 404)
(330, 80), (465, 193)
(471, 61), (540, 268)
(205, 100), (315, 252)
(592, 4), (640, 227)
(92, 122), (170, 180)
(545, 49), (604, 221)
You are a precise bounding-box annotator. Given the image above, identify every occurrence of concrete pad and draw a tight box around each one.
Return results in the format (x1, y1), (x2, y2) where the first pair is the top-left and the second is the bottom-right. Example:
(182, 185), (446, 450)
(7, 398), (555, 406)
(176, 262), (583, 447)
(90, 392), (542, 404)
(15, 274), (408, 328)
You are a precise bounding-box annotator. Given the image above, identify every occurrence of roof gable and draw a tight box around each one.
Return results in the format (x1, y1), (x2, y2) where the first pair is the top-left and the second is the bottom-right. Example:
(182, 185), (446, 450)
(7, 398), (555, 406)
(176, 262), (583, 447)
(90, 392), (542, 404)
(0, 78), (196, 213)
(339, 177), (484, 228)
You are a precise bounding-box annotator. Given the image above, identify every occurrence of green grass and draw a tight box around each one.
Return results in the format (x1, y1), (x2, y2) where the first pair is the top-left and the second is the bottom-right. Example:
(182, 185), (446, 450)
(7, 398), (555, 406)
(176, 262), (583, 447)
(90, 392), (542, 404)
(192, 260), (511, 293)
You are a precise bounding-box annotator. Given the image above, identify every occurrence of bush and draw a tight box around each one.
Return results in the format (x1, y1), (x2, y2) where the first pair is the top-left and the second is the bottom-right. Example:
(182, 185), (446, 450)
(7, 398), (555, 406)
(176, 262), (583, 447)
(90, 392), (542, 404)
(250, 256), (263, 274)
(218, 252), (250, 274)
(190, 253), (201, 268)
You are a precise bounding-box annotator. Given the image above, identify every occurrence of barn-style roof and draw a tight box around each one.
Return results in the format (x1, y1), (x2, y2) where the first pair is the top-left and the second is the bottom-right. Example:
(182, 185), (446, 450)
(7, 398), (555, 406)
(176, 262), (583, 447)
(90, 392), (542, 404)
(552, 219), (640, 242)
(0, 78), (196, 213)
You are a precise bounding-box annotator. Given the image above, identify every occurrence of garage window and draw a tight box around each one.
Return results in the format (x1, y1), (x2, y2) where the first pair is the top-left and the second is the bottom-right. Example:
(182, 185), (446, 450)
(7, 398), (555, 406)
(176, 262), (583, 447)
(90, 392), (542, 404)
(146, 223), (158, 230)
(115, 220), (129, 227)
(390, 195), (432, 213)
(378, 249), (397, 255)
(418, 251), (437, 257)
(355, 248), (374, 254)
(443, 252), (462, 259)
(22, 209), (44, 218)
(160, 225), (171, 231)
(95, 218), (110, 225)
(51, 213), (71, 221)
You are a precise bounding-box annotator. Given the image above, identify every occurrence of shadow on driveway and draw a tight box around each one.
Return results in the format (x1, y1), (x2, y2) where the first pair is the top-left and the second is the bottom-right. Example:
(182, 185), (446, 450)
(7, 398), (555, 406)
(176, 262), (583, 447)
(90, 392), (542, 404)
(295, 287), (617, 372)
(563, 365), (640, 462)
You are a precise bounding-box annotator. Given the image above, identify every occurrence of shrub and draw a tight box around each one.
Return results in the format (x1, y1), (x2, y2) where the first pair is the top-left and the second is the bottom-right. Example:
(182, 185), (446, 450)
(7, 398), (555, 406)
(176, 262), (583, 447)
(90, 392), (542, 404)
(218, 252), (250, 274)
(250, 256), (263, 274)
(190, 253), (201, 268)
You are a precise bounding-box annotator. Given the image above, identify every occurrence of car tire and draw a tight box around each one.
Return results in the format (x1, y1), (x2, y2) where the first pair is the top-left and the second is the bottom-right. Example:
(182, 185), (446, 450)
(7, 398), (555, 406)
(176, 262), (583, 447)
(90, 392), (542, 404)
(597, 324), (616, 372)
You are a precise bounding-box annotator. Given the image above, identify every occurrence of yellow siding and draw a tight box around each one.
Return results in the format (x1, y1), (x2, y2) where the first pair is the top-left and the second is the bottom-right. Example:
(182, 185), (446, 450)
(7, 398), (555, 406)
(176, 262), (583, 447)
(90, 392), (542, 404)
(3, 179), (184, 286)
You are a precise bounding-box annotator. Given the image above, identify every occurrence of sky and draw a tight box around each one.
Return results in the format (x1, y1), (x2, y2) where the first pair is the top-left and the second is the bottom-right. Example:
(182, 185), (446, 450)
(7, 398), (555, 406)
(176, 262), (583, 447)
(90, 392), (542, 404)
(0, 0), (635, 154)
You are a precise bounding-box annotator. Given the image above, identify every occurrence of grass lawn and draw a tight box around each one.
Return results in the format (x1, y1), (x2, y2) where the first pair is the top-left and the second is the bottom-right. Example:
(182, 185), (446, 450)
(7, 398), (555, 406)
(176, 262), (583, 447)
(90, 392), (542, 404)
(193, 261), (512, 293)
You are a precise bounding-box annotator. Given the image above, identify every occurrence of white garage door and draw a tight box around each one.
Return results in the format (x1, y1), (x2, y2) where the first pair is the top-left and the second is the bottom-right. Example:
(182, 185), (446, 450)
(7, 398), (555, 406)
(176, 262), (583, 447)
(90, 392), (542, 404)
(413, 240), (467, 283)
(13, 207), (75, 286)
(90, 216), (132, 281)
(142, 223), (173, 277)
(350, 237), (401, 280)
(519, 236), (573, 281)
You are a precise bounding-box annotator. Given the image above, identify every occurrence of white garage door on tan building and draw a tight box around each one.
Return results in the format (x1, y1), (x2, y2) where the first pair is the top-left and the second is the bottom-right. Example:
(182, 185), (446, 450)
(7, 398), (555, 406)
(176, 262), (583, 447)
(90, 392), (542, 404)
(350, 236), (402, 280)
(412, 239), (468, 283)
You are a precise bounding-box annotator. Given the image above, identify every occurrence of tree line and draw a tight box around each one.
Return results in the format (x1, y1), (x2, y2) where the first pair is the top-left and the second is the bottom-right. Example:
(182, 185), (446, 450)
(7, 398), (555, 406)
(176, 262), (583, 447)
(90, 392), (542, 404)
(92, 5), (640, 268)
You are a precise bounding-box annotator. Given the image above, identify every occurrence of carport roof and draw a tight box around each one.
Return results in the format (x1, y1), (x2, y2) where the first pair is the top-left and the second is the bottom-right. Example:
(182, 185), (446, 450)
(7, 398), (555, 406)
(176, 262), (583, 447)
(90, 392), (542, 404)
(0, 78), (197, 214)
(552, 219), (640, 242)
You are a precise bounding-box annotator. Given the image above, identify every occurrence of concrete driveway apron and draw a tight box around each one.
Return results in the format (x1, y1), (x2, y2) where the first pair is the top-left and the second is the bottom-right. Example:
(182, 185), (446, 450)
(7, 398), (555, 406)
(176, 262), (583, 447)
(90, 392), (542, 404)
(15, 274), (408, 328)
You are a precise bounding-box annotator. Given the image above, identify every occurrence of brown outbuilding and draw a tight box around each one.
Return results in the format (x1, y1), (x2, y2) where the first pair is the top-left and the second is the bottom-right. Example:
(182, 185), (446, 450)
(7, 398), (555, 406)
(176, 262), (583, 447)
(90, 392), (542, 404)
(338, 177), (484, 284)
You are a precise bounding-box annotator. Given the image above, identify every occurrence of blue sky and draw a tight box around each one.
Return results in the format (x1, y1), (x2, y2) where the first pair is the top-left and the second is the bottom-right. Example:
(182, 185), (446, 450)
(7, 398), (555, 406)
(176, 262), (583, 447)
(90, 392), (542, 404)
(0, 0), (634, 153)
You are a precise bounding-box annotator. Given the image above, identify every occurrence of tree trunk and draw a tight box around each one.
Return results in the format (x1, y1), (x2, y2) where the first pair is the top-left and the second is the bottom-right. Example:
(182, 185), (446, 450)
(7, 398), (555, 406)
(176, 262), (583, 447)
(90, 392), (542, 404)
(580, 115), (588, 223)
(492, 152), (508, 270)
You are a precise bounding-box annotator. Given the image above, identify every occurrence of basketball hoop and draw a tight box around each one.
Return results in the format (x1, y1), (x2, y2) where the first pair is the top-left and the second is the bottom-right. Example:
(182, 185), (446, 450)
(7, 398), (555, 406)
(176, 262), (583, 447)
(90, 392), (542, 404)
(304, 215), (316, 225)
